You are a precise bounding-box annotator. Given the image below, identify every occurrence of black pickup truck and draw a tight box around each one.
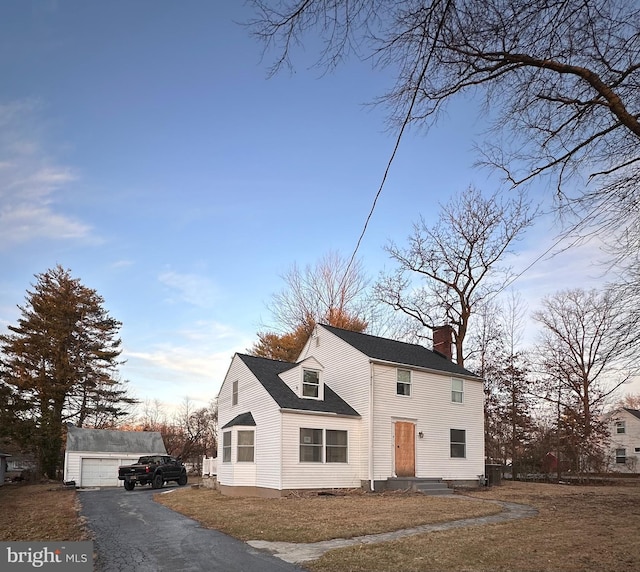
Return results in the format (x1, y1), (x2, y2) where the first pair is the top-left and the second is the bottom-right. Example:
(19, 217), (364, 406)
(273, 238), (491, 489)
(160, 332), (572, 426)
(118, 455), (188, 491)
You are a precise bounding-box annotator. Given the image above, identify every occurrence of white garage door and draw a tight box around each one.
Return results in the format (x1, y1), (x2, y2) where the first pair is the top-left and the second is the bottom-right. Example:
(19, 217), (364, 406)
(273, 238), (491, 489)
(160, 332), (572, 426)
(81, 458), (139, 487)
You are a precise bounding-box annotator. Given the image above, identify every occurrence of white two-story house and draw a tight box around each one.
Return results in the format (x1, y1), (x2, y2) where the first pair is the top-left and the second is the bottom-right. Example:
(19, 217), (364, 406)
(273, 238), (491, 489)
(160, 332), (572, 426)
(216, 324), (484, 497)
(607, 408), (640, 472)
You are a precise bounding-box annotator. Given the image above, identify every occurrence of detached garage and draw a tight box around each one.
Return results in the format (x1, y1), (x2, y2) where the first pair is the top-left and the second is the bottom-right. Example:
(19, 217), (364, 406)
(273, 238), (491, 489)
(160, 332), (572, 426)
(64, 425), (166, 488)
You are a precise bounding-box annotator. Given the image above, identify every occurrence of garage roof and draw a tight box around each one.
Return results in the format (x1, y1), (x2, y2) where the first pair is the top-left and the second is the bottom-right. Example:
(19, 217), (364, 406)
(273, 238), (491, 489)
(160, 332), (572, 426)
(66, 425), (167, 454)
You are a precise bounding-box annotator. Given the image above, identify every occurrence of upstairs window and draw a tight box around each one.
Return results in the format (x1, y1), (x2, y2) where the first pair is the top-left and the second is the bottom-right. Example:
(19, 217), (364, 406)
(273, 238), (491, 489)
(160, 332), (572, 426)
(397, 369), (411, 396)
(222, 431), (231, 463)
(616, 421), (626, 434)
(302, 369), (320, 398)
(452, 378), (464, 403)
(232, 380), (238, 406)
(237, 430), (255, 462)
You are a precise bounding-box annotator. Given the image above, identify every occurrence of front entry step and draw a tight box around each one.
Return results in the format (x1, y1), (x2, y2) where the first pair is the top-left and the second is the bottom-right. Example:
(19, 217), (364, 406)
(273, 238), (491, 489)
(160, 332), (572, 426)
(387, 477), (452, 496)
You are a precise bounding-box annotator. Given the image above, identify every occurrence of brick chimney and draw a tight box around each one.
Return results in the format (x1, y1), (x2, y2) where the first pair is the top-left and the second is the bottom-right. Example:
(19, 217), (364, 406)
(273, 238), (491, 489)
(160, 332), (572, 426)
(433, 325), (453, 361)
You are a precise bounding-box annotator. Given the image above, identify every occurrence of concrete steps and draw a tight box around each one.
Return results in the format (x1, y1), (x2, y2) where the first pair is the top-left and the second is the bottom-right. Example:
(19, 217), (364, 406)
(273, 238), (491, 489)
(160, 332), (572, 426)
(386, 477), (452, 496)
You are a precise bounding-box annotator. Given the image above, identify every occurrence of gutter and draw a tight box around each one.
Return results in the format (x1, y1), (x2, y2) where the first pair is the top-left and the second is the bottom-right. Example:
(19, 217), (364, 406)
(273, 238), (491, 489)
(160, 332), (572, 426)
(367, 357), (481, 382)
(369, 360), (374, 492)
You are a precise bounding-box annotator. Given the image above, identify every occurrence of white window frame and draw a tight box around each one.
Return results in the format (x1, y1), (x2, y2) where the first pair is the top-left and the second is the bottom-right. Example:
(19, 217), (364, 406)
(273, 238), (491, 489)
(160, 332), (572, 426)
(396, 369), (411, 397)
(232, 380), (238, 406)
(222, 431), (231, 463)
(299, 428), (348, 463)
(302, 368), (321, 399)
(615, 421), (626, 434)
(326, 430), (348, 463)
(452, 378), (464, 403)
(300, 428), (323, 462)
(616, 448), (626, 464)
(450, 428), (466, 458)
(236, 430), (255, 463)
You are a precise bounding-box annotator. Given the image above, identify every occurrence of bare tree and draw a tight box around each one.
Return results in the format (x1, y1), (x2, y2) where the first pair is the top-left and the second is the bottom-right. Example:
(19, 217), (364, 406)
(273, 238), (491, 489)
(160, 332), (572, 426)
(532, 287), (638, 472)
(249, 0), (640, 272)
(374, 187), (532, 366)
(251, 250), (370, 360)
(616, 393), (640, 410)
(468, 292), (534, 476)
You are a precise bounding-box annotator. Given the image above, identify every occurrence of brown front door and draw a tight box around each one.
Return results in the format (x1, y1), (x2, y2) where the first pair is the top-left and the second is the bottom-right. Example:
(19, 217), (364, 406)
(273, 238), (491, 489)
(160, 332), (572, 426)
(395, 421), (415, 477)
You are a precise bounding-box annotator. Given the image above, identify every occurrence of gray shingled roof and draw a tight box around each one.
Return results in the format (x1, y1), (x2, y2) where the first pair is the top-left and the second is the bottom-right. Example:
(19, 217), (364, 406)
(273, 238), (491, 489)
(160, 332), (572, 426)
(237, 354), (360, 417)
(221, 412), (256, 429)
(66, 425), (167, 454)
(320, 324), (479, 378)
(624, 408), (640, 421)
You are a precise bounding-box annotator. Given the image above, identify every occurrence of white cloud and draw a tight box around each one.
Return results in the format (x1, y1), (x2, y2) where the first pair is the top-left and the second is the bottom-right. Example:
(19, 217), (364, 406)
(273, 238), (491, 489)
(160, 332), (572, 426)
(0, 99), (91, 249)
(122, 321), (252, 407)
(158, 270), (220, 308)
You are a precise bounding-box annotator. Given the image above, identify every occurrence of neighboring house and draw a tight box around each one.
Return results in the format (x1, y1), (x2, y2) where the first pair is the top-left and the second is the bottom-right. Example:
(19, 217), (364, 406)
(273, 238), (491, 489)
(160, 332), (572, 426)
(0, 452), (9, 486)
(6, 455), (37, 473)
(607, 408), (640, 472)
(64, 425), (167, 487)
(217, 323), (484, 497)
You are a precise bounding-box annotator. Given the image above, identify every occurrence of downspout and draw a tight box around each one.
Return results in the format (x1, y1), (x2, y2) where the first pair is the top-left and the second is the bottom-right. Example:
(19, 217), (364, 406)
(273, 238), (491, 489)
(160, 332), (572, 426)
(369, 360), (374, 492)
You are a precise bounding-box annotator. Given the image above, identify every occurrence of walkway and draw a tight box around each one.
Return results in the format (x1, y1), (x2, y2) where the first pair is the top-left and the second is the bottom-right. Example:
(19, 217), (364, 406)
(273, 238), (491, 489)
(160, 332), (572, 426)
(248, 497), (538, 564)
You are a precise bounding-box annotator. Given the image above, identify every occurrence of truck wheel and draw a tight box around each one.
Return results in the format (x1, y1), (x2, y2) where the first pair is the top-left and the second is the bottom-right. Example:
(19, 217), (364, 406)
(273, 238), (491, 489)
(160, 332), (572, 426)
(152, 474), (163, 489)
(124, 481), (135, 491)
(178, 473), (188, 486)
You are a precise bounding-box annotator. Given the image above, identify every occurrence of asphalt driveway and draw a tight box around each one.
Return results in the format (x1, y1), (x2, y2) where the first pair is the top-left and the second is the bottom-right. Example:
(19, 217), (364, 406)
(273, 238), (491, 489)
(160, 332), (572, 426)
(78, 485), (306, 572)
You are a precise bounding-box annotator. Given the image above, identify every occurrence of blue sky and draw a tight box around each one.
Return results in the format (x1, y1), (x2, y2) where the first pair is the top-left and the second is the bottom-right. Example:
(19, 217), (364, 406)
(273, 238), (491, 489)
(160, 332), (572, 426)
(0, 1), (628, 412)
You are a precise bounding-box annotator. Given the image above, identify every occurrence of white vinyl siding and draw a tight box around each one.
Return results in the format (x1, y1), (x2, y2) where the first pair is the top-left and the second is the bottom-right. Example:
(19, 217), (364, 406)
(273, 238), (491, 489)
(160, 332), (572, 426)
(372, 363), (484, 482)
(609, 410), (640, 473)
(296, 328), (372, 480)
(281, 412), (360, 489)
(217, 355), (281, 489)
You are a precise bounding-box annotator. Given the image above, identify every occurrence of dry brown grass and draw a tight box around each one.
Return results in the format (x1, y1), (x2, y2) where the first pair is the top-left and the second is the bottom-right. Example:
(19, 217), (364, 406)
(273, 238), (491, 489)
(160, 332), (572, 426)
(0, 483), (86, 541)
(5, 479), (640, 571)
(307, 481), (640, 572)
(155, 487), (501, 542)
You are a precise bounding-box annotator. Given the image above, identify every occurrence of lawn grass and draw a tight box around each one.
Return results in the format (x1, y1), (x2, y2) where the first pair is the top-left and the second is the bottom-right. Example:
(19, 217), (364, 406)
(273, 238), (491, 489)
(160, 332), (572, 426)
(4, 479), (640, 572)
(0, 483), (87, 542)
(305, 481), (640, 572)
(155, 487), (502, 543)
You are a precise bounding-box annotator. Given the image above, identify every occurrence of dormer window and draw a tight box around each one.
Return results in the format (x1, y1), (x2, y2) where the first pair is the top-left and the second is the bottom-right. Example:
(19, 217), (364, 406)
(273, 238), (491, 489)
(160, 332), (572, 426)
(302, 369), (320, 398)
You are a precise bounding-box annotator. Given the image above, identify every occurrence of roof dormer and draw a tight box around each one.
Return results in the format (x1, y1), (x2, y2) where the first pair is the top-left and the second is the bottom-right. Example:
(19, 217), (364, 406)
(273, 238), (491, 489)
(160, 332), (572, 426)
(279, 356), (324, 401)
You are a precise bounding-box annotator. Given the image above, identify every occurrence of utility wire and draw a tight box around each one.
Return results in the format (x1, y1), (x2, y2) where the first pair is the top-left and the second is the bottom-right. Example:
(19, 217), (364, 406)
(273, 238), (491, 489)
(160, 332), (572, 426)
(340, 0), (453, 292)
